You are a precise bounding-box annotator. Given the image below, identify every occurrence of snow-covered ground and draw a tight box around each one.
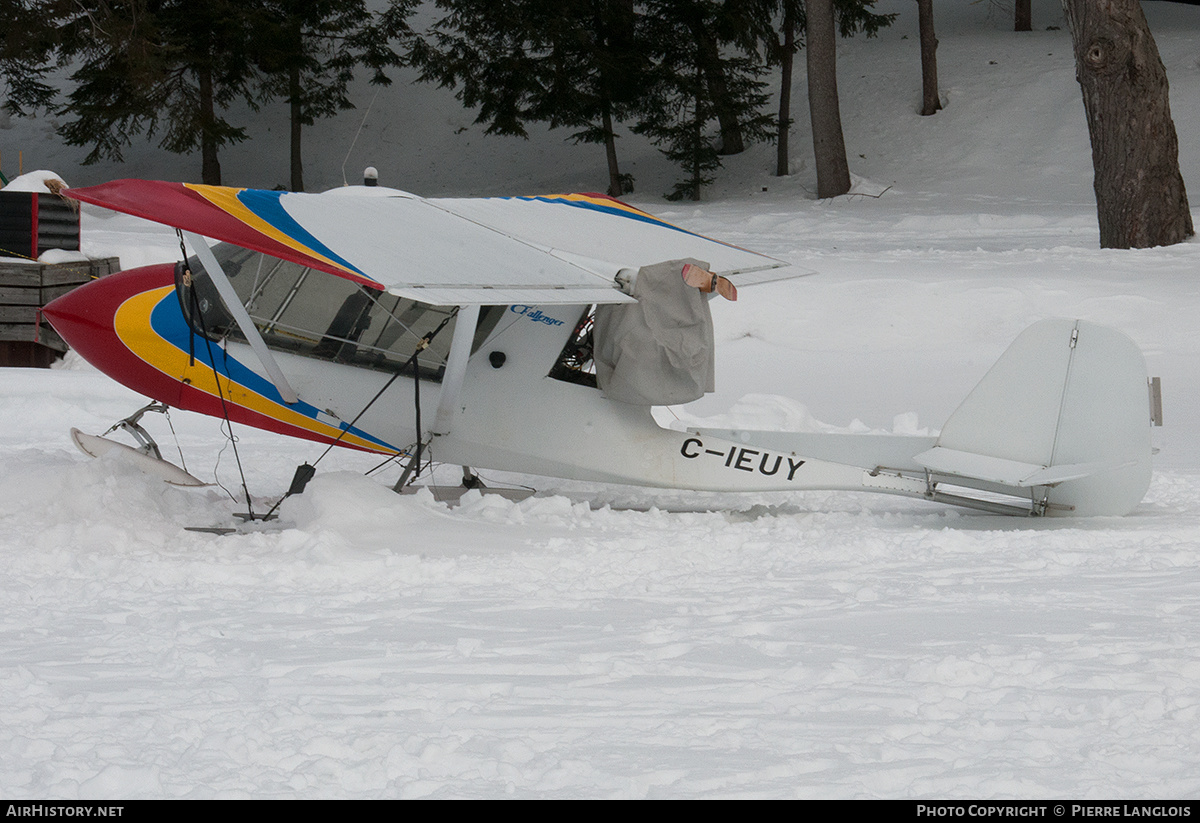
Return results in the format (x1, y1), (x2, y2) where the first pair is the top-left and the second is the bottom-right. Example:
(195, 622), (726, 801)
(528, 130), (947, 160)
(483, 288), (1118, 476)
(3, 0), (1200, 799)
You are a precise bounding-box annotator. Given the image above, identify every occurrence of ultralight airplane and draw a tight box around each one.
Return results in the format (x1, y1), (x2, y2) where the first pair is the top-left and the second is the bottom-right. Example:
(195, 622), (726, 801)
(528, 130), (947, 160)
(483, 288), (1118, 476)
(43, 179), (1160, 518)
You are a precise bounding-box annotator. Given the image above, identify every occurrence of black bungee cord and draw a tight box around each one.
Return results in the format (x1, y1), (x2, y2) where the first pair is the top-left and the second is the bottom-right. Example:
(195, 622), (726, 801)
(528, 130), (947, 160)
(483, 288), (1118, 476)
(260, 307), (458, 519)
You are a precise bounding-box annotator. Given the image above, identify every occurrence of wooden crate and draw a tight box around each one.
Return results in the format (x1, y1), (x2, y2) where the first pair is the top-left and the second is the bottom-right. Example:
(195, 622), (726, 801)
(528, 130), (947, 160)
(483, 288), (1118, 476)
(0, 256), (121, 366)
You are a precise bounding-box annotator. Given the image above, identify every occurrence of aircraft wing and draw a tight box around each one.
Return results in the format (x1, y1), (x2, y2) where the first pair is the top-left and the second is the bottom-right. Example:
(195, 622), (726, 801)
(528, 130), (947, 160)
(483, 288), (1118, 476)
(66, 180), (789, 305)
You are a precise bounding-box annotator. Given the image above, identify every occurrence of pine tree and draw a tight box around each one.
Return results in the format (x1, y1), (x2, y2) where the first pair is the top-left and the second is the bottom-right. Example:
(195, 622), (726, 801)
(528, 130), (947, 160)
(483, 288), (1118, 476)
(635, 0), (772, 199)
(650, 0), (768, 157)
(759, 0), (804, 177)
(0, 0), (66, 116)
(56, 0), (258, 185)
(632, 30), (721, 201)
(254, 0), (418, 192)
(418, 0), (647, 196)
(529, 0), (646, 196)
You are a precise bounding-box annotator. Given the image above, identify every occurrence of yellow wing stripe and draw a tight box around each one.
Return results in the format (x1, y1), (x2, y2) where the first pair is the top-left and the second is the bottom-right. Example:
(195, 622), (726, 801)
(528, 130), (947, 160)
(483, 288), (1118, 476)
(184, 184), (359, 276)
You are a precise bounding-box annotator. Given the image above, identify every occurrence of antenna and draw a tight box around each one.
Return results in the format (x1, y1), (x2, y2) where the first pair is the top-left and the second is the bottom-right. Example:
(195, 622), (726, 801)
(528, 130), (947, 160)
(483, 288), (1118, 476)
(341, 88), (381, 187)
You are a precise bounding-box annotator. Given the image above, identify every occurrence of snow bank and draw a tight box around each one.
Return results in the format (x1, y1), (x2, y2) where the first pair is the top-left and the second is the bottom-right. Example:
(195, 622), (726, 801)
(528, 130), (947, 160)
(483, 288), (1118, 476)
(2, 169), (68, 193)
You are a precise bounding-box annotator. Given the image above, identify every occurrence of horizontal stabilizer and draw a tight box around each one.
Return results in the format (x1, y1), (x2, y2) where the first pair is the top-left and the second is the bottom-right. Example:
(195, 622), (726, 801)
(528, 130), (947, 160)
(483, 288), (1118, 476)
(913, 446), (1128, 487)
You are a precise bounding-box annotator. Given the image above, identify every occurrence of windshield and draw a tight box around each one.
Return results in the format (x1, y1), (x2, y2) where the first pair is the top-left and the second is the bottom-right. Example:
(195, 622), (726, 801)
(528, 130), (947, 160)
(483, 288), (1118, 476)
(176, 244), (501, 379)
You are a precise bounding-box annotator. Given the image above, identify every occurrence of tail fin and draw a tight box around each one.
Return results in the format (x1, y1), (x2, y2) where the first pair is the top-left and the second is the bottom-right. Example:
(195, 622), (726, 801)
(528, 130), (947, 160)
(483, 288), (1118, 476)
(914, 319), (1152, 516)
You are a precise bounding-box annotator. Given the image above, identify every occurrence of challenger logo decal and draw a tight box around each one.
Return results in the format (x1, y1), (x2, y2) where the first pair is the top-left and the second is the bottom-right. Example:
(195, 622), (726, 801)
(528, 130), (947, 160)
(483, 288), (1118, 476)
(510, 305), (565, 326)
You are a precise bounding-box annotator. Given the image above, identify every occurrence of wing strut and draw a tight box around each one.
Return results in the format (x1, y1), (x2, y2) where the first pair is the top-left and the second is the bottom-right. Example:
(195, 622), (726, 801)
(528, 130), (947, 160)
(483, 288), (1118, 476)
(433, 304), (480, 435)
(183, 231), (300, 405)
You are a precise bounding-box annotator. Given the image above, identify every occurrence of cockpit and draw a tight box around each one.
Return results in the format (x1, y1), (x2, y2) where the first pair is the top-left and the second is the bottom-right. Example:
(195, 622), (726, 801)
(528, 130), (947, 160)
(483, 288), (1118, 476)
(175, 244), (503, 381)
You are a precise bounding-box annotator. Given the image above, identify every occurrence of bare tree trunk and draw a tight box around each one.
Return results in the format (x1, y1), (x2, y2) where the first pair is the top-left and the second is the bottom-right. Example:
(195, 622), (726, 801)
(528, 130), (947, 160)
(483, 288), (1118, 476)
(594, 2), (630, 197)
(917, 0), (941, 116)
(1015, 0), (1032, 32)
(692, 28), (745, 156)
(198, 64), (221, 186)
(689, 67), (704, 201)
(601, 104), (623, 196)
(289, 62), (305, 192)
(1062, 0), (1193, 248)
(775, 4), (796, 177)
(806, 0), (850, 198)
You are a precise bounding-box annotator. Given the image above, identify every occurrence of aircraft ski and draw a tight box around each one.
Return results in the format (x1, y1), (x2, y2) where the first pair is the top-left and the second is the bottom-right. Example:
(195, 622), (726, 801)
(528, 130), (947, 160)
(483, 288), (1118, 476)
(42, 179), (1159, 517)
(71, 428), (207, 487)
